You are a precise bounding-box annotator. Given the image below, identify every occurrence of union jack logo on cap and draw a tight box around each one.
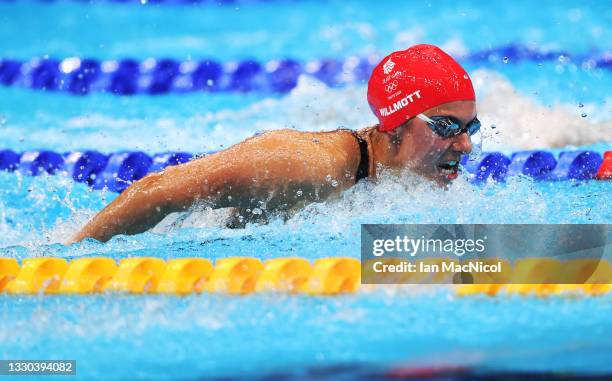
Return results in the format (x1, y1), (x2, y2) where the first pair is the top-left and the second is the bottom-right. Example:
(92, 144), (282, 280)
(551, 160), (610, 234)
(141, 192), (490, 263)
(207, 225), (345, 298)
(382, 58), (395, 74)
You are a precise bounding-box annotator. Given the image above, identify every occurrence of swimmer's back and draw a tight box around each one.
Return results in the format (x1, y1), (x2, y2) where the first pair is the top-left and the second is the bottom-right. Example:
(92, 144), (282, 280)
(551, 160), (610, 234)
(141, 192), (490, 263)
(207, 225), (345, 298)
(228, 128), (362, 185)
(179, 128), (368, 211)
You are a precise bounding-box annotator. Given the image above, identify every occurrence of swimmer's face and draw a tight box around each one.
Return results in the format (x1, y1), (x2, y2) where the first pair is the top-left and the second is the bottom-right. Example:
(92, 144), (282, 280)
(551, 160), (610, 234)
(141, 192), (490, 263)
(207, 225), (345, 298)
(394, 100), (476, 185)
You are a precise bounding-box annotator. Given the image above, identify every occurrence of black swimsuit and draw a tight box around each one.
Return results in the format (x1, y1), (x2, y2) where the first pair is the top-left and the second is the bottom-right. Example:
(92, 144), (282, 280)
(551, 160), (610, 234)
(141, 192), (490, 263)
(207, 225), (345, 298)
(352, 131), (369, 183)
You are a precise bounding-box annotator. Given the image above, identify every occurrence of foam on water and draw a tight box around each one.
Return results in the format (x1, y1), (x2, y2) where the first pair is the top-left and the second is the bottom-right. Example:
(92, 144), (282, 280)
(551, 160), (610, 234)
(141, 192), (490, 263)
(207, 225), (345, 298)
(472, 70), (612, 150)
(0, 164), (609, 262)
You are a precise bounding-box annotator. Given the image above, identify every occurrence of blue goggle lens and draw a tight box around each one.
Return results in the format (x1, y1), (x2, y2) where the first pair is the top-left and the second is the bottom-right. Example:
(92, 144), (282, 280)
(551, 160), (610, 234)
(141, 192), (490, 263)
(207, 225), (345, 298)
(428, 116), (481, 138)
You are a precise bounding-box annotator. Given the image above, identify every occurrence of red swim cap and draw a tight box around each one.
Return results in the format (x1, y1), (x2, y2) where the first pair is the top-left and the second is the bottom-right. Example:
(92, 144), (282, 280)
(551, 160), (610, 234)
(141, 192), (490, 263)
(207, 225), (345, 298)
(367, 44), (475, 132)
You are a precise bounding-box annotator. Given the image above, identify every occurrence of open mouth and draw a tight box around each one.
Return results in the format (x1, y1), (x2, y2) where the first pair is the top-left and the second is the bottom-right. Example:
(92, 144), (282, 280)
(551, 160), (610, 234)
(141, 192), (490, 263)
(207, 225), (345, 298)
(436, 160), (460, 179)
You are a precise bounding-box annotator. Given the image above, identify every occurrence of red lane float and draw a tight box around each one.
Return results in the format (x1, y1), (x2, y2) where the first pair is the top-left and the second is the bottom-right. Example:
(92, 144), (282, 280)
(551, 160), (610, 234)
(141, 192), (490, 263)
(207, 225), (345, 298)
(596, 151), (612, 179)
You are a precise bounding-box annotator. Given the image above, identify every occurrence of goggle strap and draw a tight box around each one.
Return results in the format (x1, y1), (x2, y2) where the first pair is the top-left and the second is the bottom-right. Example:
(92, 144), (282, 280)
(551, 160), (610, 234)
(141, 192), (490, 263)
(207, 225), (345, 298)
(416, 113), (435, 124)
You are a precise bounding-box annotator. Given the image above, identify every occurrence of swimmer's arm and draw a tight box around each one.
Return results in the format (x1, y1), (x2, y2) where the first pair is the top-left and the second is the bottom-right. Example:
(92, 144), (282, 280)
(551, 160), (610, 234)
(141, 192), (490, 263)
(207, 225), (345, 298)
(68, 151), (249, 244)
(68, 131), (340, 244)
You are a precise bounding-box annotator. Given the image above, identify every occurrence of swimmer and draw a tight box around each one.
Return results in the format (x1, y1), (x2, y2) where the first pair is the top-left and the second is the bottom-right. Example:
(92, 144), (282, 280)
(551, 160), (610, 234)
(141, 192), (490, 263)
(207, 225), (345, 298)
(69, 44), (480, 243)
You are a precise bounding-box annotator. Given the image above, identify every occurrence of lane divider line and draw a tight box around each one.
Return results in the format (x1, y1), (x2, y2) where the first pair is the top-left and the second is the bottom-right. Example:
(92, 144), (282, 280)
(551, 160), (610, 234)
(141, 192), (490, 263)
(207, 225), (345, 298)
(1, 45), (609, 95)
(1, 256), (610, 296)
(1, 149), (609, 193)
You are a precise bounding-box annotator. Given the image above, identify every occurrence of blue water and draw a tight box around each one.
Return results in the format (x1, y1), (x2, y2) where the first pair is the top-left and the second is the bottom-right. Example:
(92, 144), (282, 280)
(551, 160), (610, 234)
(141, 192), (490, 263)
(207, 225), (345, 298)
(1, 0), (612, 380)
(3, 292), (612, 379)
(1, 0), (611, 59)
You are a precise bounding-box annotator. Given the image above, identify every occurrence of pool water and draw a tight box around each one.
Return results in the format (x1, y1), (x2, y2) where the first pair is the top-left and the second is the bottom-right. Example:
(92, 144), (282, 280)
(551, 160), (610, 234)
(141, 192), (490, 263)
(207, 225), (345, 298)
(1, 1), (611, 380)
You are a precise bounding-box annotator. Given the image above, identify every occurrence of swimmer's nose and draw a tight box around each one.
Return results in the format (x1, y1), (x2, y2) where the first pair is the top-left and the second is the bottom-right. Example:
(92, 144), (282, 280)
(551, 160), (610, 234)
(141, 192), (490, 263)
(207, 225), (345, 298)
(451, 132), (472, 154)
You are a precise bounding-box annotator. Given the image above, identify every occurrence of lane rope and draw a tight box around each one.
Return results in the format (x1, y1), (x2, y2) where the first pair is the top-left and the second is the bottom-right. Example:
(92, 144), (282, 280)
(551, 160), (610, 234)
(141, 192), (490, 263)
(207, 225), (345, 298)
(1, 45), (610, 95)
(1, 149), (610, 192)
(1, 256), (610, 296)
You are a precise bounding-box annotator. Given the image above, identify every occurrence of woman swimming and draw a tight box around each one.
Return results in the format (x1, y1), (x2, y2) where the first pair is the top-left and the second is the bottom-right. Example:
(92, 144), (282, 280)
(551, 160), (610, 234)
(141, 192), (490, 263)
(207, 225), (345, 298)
(69, 44), (480, 243)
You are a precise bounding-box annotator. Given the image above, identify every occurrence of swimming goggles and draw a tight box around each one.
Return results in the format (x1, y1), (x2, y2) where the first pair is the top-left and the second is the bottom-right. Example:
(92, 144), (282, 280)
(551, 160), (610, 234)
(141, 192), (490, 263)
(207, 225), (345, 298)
(416, 114), (481, 138)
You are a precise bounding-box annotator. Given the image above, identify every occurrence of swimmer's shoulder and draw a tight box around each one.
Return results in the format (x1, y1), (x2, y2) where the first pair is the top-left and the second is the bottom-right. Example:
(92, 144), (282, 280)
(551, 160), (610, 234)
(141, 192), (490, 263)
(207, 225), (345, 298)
(268, 127), (375, 146)
(240, 128), (303, 145)
(240, 128), (344, 147)
(238, 127), (375, 160)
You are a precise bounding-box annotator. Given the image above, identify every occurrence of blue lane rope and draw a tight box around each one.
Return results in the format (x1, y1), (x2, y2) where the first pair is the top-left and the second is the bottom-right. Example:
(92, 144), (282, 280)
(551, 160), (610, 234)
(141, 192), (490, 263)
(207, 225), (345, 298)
(461, 150), (604, 184)
(1, 44), (610, 95)
(0, 148), (609, 192)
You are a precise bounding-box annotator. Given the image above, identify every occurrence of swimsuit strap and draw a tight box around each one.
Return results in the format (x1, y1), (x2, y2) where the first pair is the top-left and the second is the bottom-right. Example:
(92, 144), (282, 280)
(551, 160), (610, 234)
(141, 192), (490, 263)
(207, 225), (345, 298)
(353, 131), (369, 183)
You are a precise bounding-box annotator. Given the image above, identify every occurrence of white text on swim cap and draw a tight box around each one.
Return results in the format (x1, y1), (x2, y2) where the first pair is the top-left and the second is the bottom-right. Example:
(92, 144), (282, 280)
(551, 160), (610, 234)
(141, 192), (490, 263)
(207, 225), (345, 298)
(379, 90), (421, 117)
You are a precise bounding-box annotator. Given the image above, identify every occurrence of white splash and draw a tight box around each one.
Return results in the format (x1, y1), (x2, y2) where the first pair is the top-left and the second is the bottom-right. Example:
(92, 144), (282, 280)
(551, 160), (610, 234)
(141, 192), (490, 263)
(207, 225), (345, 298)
(472, 69), (612, 150)
(18, 69), (611, 155)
